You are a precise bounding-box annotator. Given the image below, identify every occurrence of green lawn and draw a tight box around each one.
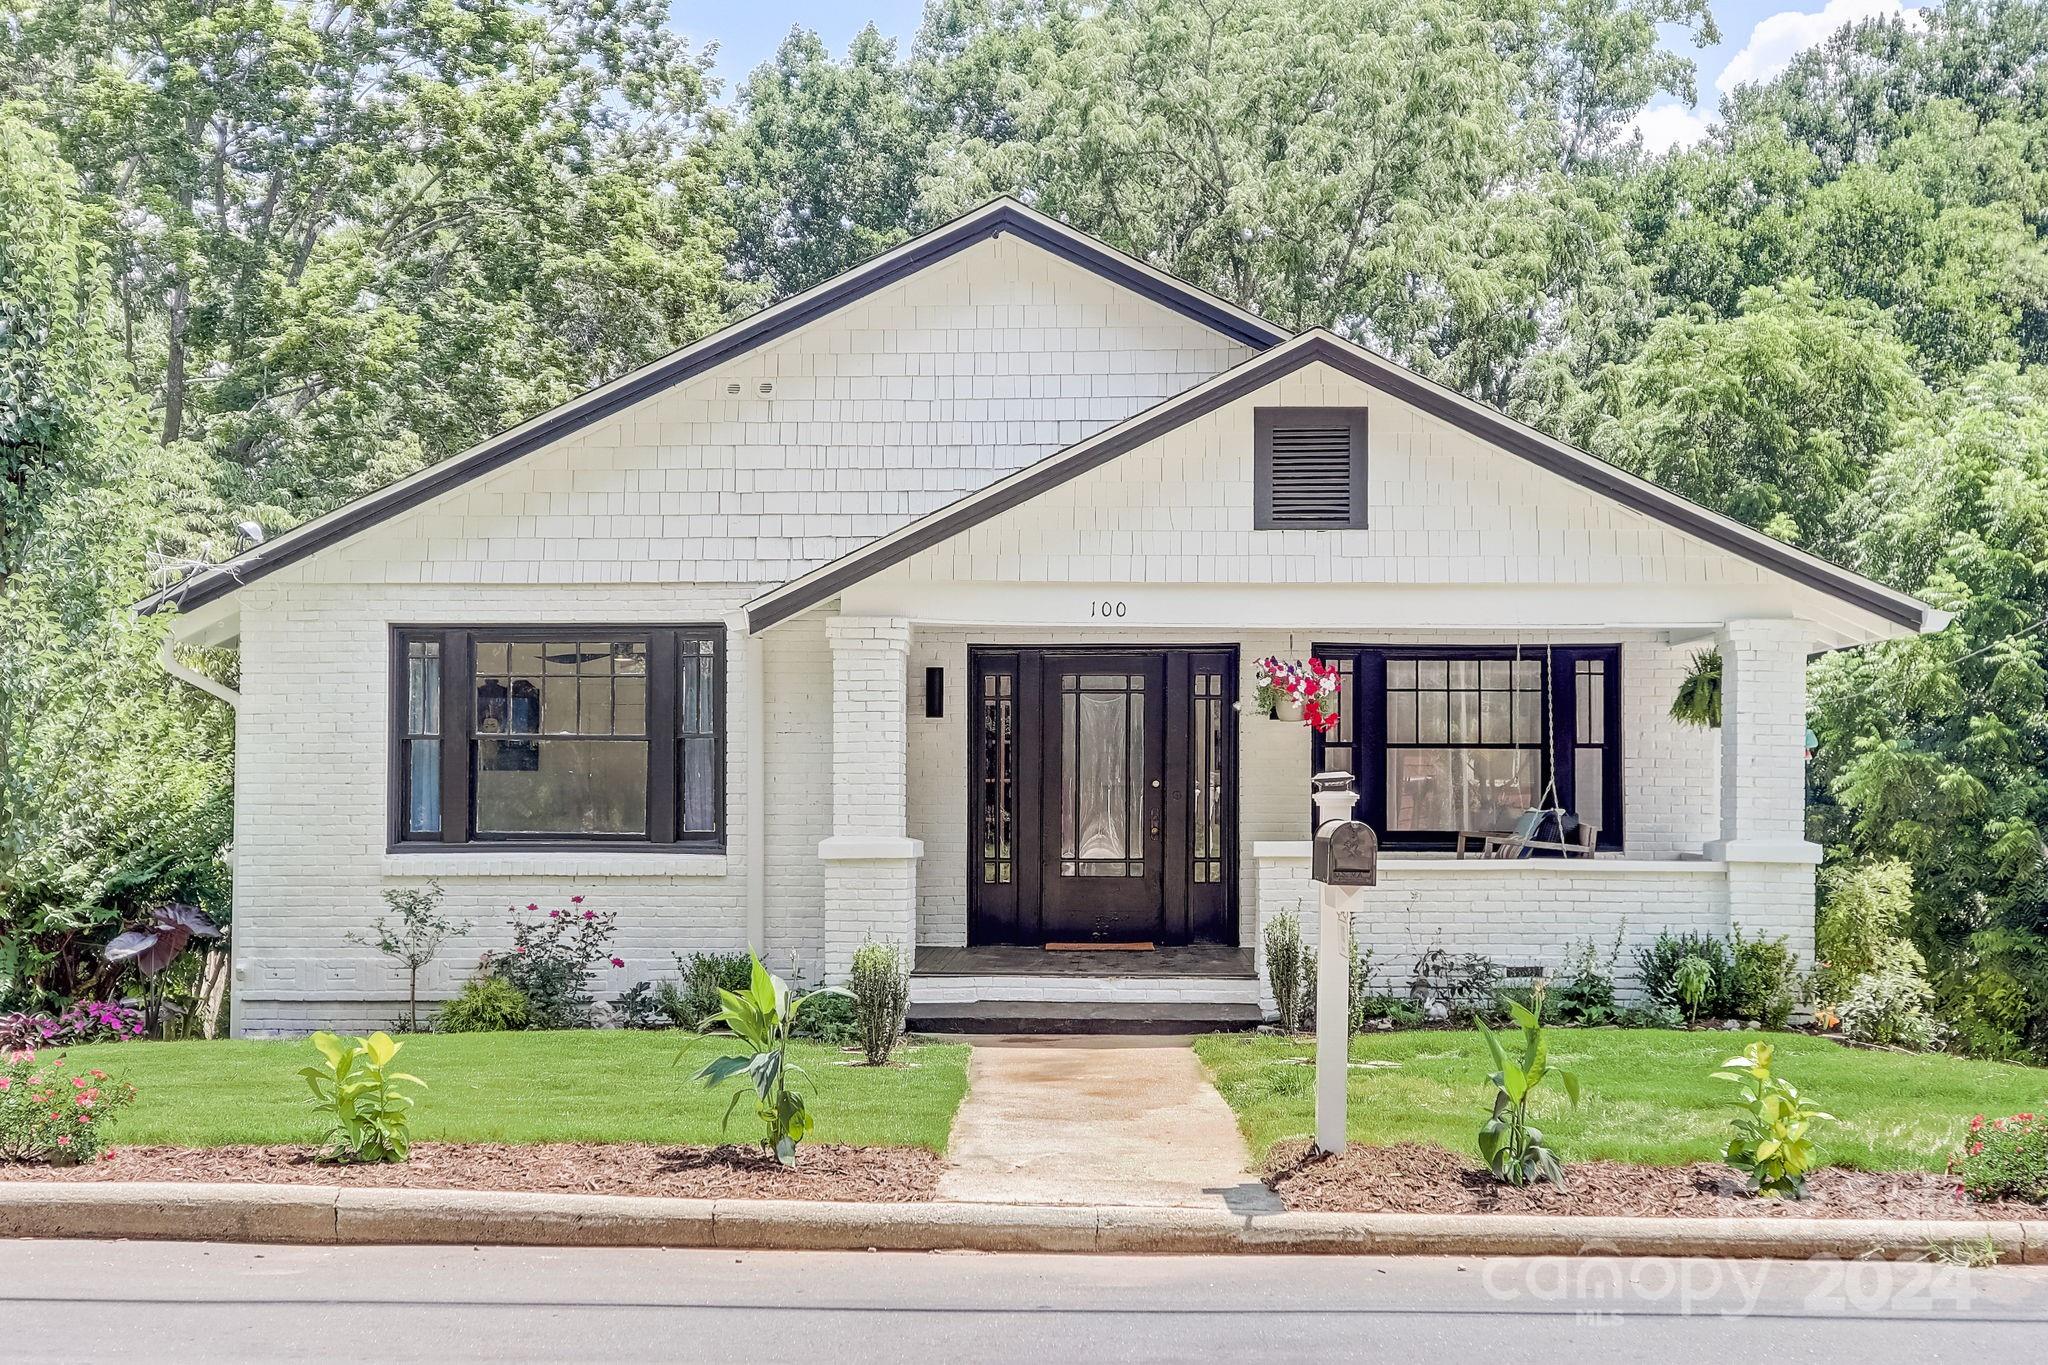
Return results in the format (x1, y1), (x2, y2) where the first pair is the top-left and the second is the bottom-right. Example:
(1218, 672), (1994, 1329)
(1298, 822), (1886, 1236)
(1194, 1029), (2048, 1172)
(53, 1032), (970, 1151)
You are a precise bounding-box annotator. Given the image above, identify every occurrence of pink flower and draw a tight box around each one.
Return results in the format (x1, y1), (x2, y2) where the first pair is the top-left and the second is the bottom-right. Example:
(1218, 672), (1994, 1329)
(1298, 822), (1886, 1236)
(610, 957), (624, 968)
(583, 909), (594, 921)
(56, 1136), (71, 1148)
(549, 910), (560, 919)
(571, 895), (584, 904)
(515, 946), (527, 955)
(101, 1149), (116, 1162)
(0, 1078), (10, 1092)
(526, 903), (538, 912)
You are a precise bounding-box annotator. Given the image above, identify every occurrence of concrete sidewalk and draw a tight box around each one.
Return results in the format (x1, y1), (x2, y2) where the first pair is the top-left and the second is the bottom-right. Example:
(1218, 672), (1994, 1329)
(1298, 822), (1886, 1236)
(934, 1035), (1283, 1213)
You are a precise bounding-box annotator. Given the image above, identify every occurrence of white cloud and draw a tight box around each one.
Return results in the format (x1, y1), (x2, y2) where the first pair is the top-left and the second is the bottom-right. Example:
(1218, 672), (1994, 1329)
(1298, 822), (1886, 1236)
(1628, 102), (1714, 154)
(1716, 0), (1924, 96)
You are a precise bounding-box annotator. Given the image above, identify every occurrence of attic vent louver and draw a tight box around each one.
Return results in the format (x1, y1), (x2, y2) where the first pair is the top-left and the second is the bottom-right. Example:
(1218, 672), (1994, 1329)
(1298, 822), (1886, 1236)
(1254, 408), (1367, 529)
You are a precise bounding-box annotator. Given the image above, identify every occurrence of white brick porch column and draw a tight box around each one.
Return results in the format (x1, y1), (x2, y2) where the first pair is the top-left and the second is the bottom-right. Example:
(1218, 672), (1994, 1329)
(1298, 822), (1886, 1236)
(1710, 618), (1821, 963)
(819, 616), (921, 982)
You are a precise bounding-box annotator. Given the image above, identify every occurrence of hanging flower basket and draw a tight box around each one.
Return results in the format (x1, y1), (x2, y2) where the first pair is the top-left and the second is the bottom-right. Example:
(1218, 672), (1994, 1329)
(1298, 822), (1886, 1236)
(1250, 656), (1342, 733)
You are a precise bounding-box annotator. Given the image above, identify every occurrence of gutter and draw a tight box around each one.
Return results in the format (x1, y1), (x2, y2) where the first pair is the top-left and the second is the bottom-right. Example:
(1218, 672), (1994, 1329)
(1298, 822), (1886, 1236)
(157, 634), (240, 709)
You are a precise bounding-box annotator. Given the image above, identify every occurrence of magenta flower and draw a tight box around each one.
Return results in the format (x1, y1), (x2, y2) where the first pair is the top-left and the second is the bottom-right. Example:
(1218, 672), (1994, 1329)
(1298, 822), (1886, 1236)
(583, 909), (594, 921)
(610, 957), (624, 968)
(571, 895), (584, 904)
(549, 909), (560, 919)
(526, 903), (538, 912)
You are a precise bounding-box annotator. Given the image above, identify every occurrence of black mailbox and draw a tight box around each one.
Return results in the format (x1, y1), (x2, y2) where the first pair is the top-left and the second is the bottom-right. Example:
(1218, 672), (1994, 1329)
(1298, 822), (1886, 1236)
(1313, 819), (1379, 887)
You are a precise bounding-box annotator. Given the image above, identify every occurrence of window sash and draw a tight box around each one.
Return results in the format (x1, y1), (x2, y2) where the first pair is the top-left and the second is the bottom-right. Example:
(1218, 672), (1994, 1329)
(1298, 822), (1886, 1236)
(1312, 644), (1623, 852)
(391, 625), (724, 850)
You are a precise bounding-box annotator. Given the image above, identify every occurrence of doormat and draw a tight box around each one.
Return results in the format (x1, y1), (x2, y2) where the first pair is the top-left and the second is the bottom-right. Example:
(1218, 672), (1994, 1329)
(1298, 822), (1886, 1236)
(1043, 941), (1155, 952)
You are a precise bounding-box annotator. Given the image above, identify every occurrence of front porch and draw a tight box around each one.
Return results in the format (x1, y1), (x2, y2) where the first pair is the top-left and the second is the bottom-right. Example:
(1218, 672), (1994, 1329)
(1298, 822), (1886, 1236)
(907, 945), (1263, 1034)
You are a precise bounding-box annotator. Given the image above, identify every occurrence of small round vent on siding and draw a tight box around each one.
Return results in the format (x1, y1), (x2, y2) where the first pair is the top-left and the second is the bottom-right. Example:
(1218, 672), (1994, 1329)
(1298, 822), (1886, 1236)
(725, 382), (741, 395)
(1254, 408), (1368, 529)
(758, 381), (774, 396)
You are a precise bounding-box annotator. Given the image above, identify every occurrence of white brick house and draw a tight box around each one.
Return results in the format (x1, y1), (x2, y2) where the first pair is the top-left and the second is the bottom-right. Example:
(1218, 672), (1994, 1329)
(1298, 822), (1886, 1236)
(144, 200), (1942, 1036)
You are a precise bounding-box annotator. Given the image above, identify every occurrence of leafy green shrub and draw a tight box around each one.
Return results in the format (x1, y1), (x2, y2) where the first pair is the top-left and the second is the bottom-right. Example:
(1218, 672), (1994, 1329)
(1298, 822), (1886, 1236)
(300, 1031), (425, 1163)
(664, 950), (754, 1028)
(1355, 994), (1422, 1029)
(791, 986), (860, 1045)
(1550, 929), (1624, 1025)
(1636, 931), (1734, 1016)
(1713, 1042), (1831, 1198)
(1953, 1113), (2048, 1204)
(1409, 945), (1502, 1021)
(848, 941), (910, 1065)
(1728, 926), (1801, 1029)
(348, 882), (470, 1033)
(487, 898), (620, 1029)
(435, 975), (531, 1033)
(1614, 1001), (1683, 1029)
(1475, 989), (1581, 1187)
(0, 1050), (136, 1163)
(1837, 941), (1945, 1049)
(693, 955), (841, 1166)
(1669, 648), (1722, 727)
(1814, 860), (1914, 1006)
(1264, 912), (1307, 1032)
(611, 981), (667, 1030)
(1299, 935), (1373, 1033)
(1673, 955), (1714, 1026)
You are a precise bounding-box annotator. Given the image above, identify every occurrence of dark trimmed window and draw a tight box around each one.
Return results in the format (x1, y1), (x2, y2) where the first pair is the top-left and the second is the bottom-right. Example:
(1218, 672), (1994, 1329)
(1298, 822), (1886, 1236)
(1254, 407), (1367, 529)
(392, 626), (724, 849)
(1313, 645), (1623, 852)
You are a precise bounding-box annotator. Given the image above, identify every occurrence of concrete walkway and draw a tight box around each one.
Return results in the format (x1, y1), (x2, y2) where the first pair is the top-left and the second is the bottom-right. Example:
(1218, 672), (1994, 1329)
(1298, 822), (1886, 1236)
(935, 1036), (1283, 1213)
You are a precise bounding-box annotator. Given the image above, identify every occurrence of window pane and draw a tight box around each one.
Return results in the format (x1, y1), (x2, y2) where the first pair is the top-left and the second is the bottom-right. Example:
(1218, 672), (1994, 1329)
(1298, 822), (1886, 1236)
(1387, 689), (1417, 743)
(614, 642), (647, 676)
(408, 739), (440, 834)
(1385, 748), (1539, 832)
(1575, 747), (1605, 833)
(1479, 688), (1509, 744)
(1513, 685), (1543, 743)
(682, 736), (717, 834)
(1388, 659), (1416, 688)
(476, 678), (509, 734)
(614, 676), (647, 736)
(509, 642), (545, 677)
(1449, 658), (1479, 689)
(407, 640), (441, 735)
(541, 676), (578, 734)
(579, 677), (613, 734)
(475, 642), (508, 676)
(507, 678), (541, 734)
(475, 738), (648, 835)
(1450, 688), (1480, 744)
(1416, 688), (1448, 743)
(1416, 658), (1447, 689)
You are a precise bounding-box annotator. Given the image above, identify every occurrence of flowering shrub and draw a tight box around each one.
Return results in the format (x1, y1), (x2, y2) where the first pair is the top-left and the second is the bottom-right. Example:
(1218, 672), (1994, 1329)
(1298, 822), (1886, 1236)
(1250, 656), (1342, 733)
(486, 896), (619, 1028)
(0, 1002), (148, 1049)
(0, 1050), (137, 1164)
(1954, 1113), (2048, 1204)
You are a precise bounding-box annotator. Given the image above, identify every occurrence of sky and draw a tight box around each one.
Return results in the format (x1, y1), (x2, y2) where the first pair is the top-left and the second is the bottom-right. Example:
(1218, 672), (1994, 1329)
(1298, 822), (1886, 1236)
(672, 0), (1925, 151)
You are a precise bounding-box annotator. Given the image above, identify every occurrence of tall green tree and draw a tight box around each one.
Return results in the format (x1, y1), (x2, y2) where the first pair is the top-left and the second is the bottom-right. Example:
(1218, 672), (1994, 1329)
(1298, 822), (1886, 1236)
(1813, 364), (2048, 1059)
(1596, 280), (1924, 554)
(0, 114), (231, 1007)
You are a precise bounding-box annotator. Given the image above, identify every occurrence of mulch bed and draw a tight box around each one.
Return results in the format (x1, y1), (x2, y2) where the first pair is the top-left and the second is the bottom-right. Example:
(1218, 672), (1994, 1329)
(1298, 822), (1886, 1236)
(0, 1142), (941, 1203)
(1263, 1141), (2042, 1221)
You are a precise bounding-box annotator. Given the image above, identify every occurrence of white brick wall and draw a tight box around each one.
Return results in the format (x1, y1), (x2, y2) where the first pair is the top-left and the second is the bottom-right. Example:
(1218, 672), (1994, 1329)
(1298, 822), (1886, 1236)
(1253, 853), (1730, 1010)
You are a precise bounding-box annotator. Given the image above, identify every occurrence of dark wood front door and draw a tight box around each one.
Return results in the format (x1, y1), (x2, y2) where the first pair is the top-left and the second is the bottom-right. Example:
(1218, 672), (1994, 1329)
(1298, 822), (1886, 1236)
(1039, 654), (1166, 941)
(969, 647), (1237, 947)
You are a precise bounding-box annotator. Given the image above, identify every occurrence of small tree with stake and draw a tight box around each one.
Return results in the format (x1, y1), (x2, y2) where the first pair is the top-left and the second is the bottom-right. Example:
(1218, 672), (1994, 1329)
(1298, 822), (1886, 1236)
(348, 882), (470, 1032)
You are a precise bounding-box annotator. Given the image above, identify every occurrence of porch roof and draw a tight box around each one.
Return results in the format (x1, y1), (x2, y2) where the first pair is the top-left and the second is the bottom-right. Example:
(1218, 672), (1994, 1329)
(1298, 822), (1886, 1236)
(744, 331), (1943, 642)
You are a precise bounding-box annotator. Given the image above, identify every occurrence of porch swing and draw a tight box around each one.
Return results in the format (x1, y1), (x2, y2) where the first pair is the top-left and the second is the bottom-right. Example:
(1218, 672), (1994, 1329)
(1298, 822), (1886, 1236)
(1451, 639), (1599, 859)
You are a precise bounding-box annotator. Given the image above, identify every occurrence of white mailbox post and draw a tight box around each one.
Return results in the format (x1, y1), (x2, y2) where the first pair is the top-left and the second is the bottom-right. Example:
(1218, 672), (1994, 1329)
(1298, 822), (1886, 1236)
(1309, 771), (1377, 1156)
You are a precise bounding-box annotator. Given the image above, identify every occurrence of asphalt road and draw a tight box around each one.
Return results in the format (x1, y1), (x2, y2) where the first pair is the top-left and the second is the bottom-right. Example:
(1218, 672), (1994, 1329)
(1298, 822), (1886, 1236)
(8, 1239), (2047, 1363)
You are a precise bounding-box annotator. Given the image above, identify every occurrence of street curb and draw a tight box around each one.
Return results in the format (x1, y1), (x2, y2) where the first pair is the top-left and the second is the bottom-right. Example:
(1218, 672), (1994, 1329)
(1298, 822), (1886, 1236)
(3, 1184), (2044, 1261)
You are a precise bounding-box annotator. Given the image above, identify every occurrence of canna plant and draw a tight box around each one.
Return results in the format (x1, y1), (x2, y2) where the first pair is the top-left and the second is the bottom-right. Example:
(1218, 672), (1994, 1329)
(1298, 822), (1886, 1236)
(692, 955), (842, 1166)
(1476, 988), (1581, 1187)
(1713, 1042), (1833, 1198)
(300, 1031), (427, 1163)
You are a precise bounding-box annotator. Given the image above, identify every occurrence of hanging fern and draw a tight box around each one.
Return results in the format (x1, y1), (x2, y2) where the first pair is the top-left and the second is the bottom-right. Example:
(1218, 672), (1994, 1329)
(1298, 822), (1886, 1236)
(1670, 649), (1723, 728)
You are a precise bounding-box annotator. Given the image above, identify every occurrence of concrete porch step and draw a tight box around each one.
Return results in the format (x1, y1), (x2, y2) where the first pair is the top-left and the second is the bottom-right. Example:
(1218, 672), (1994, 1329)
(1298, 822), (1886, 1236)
(908, 1000), (1265, 1035)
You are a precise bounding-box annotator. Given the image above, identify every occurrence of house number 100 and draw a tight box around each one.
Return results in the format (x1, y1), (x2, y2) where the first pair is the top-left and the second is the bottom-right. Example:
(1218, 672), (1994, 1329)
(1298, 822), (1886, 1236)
(1090, 600), (1128, 618)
